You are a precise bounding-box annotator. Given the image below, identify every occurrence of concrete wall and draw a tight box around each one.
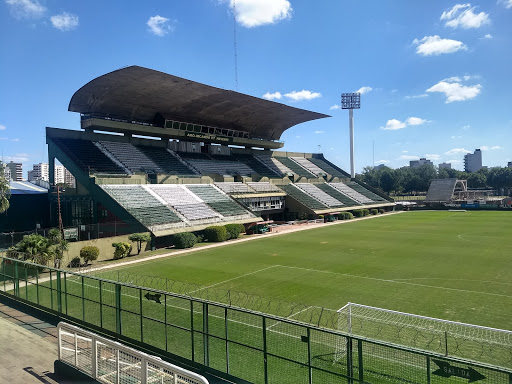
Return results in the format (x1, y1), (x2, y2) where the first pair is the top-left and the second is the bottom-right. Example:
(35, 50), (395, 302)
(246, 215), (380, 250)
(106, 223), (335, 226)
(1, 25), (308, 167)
(65, 233), (151, 264)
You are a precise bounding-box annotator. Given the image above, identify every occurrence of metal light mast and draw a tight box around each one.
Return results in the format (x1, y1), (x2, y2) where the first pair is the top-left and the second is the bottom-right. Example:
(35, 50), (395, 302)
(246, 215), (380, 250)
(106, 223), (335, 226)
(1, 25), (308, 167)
(341, 93), (361, 178)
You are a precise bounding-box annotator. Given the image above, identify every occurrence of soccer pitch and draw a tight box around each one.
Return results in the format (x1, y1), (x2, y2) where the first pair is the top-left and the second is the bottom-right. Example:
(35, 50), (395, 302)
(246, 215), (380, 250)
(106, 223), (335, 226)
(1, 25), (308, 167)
(96, 210), (512, 331)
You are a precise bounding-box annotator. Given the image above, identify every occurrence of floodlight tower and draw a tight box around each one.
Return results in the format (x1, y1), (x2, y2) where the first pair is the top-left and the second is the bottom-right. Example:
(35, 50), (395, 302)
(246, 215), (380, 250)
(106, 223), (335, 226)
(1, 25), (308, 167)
(341, 93), (361, 178)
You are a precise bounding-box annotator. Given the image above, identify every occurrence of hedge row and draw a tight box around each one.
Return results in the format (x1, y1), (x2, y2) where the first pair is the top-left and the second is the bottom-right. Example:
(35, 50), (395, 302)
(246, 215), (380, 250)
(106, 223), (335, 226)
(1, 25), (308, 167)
(173, 232), (198, 249)
(338, 212), (353, 220)
(172, 223), (246, 249)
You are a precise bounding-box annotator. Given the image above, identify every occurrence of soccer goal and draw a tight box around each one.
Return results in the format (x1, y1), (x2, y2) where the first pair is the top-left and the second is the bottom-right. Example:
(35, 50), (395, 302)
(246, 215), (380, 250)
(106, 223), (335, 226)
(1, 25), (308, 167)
(334, 302), (512, 368)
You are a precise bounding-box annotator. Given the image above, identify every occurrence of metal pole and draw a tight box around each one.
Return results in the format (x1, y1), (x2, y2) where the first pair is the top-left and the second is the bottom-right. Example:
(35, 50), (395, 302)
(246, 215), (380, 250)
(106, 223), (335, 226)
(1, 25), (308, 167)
(349, 109), (355, 178)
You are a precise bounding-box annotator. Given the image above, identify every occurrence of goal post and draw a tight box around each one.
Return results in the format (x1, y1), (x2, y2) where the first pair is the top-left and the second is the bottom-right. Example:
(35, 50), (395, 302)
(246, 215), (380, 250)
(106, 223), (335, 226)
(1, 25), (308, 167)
(334, 302), (512, 367)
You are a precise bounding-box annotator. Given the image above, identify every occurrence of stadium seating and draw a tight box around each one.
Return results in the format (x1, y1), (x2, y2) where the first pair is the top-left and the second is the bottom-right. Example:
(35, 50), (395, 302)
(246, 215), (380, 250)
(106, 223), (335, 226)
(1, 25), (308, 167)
(136, 146), (197, 176)
(215, 182), (256, 194)
(329, 182), (374, 204)
(274, 157), (316, 178)
(308, 158), (348, 178)
(316, 183), (362, 207)
(233, 154), (282, 178)
(148, 185), (220, 221)
(101, 185), (182, 228)
(53, 138), (126, 174)
(98, 141), (163, 173)
(291, 157), (327, 176)
(345, 181), (387, 202)
(425, 179), (458, 202)
(294, 183), (344, 207)
(255, 155), (289, 176)
(246, 182), (283, 193)
(186, 184), (254, 218)
(280, 184), (328, 210)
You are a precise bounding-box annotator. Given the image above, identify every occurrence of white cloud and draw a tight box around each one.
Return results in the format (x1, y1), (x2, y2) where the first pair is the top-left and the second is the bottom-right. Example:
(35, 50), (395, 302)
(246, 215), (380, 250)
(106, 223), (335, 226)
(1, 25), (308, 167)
(5, 0), (45, 18)
(481, 33), (493, 39)
(462, 124), (471, 130)
(381, 117), (427, 130)
(262, 91), (282, 100)
(402, 150), (409, 153)
(10, 138), (20, 142)
(413, 35), (467, 56)
(501, 0), (512, 9)
(355, 86), (372, 95)
(405, 94), (428, 99)
(480, 145), (503, 151)
(426, 80), (481, 103)
(425, 153), (441, 160)
(229, 0), (292, 28)
(5, 153), (30, 162)
(382, 119), (406, 131)
(400, 155), (420, 160)
(451, 135), (463, 139)
(0, 124), (6, 131)
(406, 117), (427, 126)
(329, 104), (341, 110)
(445, 148), (471, 155)
(314, 130), (325, 134)
(447, 159), (462, 163)
(375, 160), (390, 164)
(147, 15), (174, 36)
(51, 12), (79, 31)
(441, 4), (490, 29)
(284, 90), (321, 101)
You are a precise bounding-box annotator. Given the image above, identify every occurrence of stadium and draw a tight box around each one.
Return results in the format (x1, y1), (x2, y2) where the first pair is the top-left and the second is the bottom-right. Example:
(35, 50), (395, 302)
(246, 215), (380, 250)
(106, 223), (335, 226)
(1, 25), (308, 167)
(1, 66), (512, 384)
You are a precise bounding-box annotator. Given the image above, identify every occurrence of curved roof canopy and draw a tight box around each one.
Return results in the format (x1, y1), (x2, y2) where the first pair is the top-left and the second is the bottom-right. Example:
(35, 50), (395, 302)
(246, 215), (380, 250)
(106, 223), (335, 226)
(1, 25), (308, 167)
(69, 66), (329, 141)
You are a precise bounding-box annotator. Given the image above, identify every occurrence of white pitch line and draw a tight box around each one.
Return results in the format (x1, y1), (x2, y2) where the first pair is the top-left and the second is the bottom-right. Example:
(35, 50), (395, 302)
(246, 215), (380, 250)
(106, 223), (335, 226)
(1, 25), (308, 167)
(275, 265), (512, 299)
(266, 306), (312, 330)
(187, 265), (278, 294)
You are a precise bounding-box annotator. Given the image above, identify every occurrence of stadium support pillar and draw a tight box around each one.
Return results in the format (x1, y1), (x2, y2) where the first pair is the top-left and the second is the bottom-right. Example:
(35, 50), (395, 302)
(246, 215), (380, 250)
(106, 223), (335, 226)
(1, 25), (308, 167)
(349, 109), (355, 178)
(49, 153), (55, 187)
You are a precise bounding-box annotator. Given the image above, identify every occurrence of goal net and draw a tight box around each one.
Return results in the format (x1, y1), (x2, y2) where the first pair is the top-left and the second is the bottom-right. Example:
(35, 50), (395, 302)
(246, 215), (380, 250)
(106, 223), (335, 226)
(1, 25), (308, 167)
(334, 302), (512, 368)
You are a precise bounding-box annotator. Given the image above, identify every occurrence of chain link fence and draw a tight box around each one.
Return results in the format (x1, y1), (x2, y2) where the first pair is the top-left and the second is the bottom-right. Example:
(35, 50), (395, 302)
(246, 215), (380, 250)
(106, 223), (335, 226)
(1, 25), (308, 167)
(1, 256), (511, 384)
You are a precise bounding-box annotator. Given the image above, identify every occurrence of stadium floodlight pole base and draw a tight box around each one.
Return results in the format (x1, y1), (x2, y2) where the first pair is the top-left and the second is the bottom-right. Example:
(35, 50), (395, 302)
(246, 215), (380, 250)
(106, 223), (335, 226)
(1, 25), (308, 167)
(349, 109), (355, 178)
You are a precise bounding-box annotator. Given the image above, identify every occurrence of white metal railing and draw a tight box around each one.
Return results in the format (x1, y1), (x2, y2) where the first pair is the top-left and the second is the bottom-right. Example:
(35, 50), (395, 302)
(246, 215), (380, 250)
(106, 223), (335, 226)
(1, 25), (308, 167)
(58, 322), (209, 384)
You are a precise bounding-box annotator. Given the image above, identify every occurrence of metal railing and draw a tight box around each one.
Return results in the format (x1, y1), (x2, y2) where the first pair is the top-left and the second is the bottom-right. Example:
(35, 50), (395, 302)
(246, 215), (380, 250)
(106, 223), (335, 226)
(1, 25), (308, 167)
(1, 256), (511, 384)
(58, 322), (209, 384)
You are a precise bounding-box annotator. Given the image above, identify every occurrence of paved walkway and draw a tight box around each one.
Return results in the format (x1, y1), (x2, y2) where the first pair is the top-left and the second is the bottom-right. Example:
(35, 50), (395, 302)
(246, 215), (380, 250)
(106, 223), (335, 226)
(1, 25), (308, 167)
(0, 301), (65, 383)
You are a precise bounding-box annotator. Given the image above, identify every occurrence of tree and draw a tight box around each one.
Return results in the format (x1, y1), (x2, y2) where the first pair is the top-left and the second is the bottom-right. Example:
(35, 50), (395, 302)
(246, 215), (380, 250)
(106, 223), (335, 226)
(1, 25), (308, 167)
(0, 163), (10, 214)
(14, 234), (54, 265)
(47, 228), (69, 268)
(128, 233), (151, 255)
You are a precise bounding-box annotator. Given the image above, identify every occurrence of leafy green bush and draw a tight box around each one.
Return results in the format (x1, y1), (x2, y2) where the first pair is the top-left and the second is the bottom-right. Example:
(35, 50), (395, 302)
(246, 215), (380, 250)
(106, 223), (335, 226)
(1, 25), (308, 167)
(70, 256), (81, 268)
(379, 209), (385, 214)
(128, 233), (151, 254)
(224, 224), (245, 240)
(338, 212), (354, 220)
(362, 208), (370, 216)
(80, 246), (99, 264)
(370, 208), (378, 215)
(352, 209), (364, 217)
(173, 232), (197, 249)
(112, 242), (132, 259)
(204, 226), (228, 242)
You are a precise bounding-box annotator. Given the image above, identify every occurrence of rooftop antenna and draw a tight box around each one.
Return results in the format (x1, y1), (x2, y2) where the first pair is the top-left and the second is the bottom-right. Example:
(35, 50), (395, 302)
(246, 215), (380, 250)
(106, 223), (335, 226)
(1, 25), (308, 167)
(233, 0), (239, 90)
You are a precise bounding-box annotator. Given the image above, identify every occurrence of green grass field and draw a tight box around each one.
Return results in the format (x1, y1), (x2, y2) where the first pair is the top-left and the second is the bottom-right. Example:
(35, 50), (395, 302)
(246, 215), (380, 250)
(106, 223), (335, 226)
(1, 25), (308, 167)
(3, 210), (512, 383)
(97, 211), (512, 331)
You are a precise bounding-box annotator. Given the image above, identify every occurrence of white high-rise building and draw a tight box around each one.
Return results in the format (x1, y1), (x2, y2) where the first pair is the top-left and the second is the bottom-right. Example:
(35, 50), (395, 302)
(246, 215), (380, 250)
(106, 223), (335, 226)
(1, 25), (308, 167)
(439, 162), (452, 170)
(464, 149), (482, 173)
(28, 163), (75, 187)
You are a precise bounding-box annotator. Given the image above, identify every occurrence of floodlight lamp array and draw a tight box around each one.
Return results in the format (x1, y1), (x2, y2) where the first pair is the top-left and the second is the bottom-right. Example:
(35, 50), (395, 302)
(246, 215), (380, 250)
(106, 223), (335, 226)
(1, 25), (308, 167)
(341, 93), (361, 109)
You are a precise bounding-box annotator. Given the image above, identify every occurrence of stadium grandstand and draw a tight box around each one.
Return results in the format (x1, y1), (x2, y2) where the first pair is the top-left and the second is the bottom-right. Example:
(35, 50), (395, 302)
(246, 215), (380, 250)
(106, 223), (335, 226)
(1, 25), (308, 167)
(46, 66), (394, 244)
(425, 178), (499, 208)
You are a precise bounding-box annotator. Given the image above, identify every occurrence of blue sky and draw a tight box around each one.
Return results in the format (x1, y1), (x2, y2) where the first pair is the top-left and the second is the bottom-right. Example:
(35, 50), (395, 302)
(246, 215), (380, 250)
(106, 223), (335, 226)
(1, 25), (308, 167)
(1, 0), (511, 176)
